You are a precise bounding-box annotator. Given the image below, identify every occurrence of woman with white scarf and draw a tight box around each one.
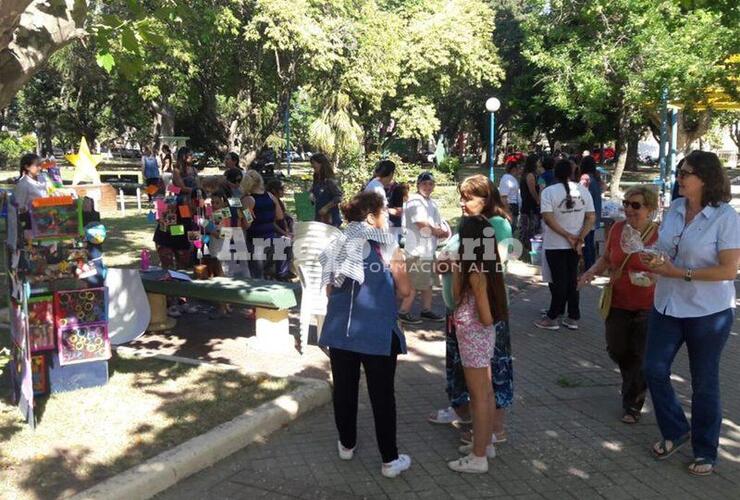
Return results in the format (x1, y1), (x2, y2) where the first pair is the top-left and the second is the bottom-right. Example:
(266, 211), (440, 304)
(319, 191), (413, 478)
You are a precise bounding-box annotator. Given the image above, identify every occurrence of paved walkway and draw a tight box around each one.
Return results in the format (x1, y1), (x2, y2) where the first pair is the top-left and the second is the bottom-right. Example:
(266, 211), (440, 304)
(152, 266), (740, 500)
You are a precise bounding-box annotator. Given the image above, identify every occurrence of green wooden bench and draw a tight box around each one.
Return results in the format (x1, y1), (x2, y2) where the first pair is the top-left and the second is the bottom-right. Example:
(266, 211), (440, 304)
(140, 271), (299, 342)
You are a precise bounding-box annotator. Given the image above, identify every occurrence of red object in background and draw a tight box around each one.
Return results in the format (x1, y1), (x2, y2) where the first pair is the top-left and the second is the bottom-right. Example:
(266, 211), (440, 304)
(592, 148), (615, 163)
(505, 152), (525, 165)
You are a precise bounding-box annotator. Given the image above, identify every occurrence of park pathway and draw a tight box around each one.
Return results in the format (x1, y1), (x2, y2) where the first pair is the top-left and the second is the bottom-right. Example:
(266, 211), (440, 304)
(153, 267), (740, 500)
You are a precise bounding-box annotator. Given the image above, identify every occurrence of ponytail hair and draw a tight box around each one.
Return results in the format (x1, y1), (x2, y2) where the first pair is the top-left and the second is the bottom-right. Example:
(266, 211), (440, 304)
(554, 159), (574, 209)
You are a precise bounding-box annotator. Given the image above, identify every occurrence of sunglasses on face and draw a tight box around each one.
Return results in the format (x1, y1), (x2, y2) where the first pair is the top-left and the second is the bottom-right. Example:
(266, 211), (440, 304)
(622, 200), (644, 210)
(677, 169), (695, 178)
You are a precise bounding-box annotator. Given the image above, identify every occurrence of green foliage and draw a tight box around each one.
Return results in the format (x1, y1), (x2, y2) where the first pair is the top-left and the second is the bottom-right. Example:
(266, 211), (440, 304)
(522, 0), (737, 126)
(336, 149), (369, 197)
(0, 133), (36, 169)
(437, 156), (461, 177)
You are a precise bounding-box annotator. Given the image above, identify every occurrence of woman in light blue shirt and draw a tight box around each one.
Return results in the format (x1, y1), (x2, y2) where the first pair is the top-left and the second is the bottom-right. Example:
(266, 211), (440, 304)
(641, 151), (740, 476)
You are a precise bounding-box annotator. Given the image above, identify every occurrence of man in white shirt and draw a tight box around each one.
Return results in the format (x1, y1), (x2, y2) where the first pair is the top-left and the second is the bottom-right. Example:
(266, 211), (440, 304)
(499, 162), (521, 235)
(398, 172), (449, 324)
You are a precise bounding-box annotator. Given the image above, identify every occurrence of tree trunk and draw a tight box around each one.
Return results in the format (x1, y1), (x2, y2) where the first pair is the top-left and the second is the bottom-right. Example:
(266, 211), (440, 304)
(151, 101), (175, 143)
(610, 107), (630, 198)
(545, 132), (556, 154)
(0, 0), (87, 109)
(227, 118), (239, 151)
(625, 127), (639, 171)
(730, 120), (740, 150)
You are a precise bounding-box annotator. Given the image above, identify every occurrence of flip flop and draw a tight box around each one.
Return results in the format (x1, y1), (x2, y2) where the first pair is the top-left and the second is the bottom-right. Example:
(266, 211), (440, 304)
(621, 413), (640, 424)
(652, 434), (690, 460)
(688, 458), (714, 476)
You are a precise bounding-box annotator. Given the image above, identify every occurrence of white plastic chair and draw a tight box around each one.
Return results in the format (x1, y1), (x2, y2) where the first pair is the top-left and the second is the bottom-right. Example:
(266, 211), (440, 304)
(292, 221), (342, 349)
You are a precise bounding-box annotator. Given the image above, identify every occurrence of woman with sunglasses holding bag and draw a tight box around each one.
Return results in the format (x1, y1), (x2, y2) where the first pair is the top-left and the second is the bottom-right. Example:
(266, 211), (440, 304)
(578, 186), (659, 424)
(640, 151), (739, 476)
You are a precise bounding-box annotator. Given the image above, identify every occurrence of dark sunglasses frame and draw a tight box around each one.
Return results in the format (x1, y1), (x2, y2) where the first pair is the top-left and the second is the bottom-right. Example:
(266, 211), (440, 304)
(622, 200), (644, 210)
(677, 169), (695, 178)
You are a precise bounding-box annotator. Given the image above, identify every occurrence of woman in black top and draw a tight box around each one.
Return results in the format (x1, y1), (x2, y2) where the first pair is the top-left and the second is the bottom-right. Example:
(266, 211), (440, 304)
(518, 155), (541, 254)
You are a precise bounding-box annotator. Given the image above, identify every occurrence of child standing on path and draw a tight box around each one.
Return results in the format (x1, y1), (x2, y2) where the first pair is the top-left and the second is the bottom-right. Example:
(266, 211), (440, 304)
(448, 215), (509, 474)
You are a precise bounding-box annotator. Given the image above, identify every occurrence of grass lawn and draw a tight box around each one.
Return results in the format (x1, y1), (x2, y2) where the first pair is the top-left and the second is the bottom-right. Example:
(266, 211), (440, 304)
(0, 348), (294, 500)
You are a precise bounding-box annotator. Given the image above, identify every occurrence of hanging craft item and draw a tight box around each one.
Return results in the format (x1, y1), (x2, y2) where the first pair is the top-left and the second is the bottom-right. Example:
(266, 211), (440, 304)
(54, 288), (107, 327)
(28, 296), (55, 351)
(31, 355), (49, 395)
(40, 159), (64, 192)
(57, 323), (111, 366)
(169, 224), (185, 236)
(30, 198), (83, 240)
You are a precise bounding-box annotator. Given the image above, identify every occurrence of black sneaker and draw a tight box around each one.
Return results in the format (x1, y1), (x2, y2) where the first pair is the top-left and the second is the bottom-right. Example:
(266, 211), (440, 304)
(420, 310), (445, 322)
(398, 312), (422, 325)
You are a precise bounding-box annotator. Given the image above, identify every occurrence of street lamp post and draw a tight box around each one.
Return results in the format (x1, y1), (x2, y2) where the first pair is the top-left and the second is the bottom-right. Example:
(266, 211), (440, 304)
(485, 97), (501, 181)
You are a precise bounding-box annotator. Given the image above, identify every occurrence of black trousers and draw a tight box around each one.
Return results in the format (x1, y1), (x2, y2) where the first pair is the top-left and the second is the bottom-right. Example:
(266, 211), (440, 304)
(546, 249), (580, 320)
(605, 308), (648, 414)
(329, 335), (400, 463)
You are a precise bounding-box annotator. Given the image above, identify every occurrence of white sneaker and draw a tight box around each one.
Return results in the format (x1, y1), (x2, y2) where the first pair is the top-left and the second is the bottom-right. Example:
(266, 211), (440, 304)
(458, 443), (496, 459)
(381, 454), (411, 478)
(428, 406), (471, 425)
(562, 318), (579, 330)
(448, 453), (489, 473)
(167, 306), (182, 318)
(337, 440), (355, 460)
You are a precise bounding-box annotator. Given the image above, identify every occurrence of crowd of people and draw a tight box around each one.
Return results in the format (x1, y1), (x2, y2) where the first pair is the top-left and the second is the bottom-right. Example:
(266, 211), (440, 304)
(314, 150), (738, 480)
(11, 146), (738, 480)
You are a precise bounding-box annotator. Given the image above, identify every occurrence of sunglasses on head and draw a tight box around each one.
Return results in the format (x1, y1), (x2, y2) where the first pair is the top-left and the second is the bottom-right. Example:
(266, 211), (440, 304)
(622, 200), (644, 210)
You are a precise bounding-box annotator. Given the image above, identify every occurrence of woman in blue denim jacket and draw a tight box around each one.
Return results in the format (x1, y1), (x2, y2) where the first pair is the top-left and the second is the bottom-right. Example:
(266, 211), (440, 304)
(641, 151), (740, 476)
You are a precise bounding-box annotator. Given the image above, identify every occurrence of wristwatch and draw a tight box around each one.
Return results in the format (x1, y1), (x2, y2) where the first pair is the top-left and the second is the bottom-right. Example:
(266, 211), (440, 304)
(684, 268), (693, 282)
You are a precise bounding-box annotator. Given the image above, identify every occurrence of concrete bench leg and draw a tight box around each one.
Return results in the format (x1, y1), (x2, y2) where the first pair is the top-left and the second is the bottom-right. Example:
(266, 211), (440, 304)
(253, 308), (291, 353)
(146, 292), (177, 332)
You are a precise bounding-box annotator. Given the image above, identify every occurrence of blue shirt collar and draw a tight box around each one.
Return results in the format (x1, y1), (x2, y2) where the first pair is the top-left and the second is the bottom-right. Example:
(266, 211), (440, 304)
(674, 198), (717, 220)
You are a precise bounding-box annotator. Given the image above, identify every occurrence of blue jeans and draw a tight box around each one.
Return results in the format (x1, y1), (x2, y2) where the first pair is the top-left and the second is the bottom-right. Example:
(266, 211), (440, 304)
(583, 229), (596, 270)
(644, 307), (733, 463)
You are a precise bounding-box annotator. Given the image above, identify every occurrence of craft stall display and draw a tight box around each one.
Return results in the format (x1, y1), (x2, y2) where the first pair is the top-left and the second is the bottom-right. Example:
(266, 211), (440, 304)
(145, 183), (253, 278)
(4, 193), (110, 428)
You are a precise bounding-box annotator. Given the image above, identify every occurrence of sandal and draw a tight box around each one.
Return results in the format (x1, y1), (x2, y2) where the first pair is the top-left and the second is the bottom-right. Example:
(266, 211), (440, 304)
(688, 458), (714, 476)
(652, 434), (690, 460)
(621, 413), (640, 424)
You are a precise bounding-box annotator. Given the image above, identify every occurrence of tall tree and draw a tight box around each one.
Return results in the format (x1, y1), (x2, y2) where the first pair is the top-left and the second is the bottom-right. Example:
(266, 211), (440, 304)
(523, 0), (738, 196)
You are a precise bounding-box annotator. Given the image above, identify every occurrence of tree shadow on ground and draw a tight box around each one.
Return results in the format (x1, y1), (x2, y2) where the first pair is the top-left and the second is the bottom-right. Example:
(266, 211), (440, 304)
(15, 355), (294, 499)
